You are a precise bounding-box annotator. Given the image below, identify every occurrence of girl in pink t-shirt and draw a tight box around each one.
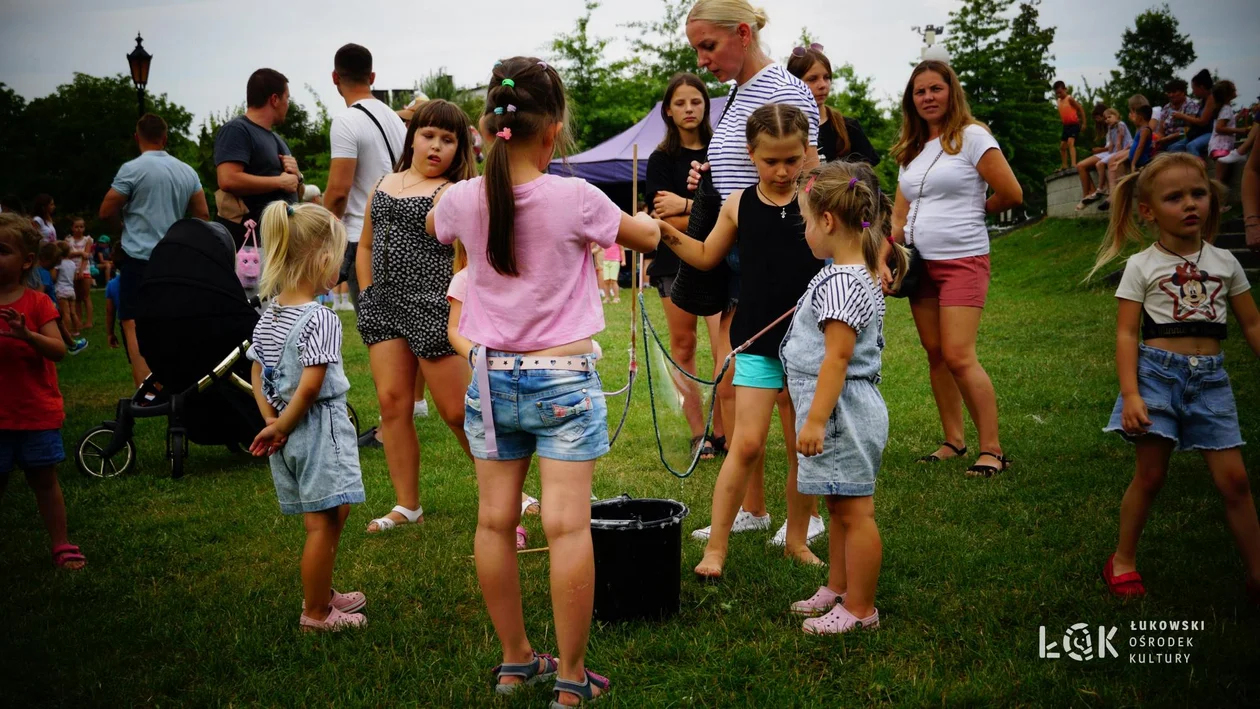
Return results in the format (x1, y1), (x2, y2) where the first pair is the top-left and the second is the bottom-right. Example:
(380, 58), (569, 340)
(429, 57), (658, 706)
(600, 242), (625, 303)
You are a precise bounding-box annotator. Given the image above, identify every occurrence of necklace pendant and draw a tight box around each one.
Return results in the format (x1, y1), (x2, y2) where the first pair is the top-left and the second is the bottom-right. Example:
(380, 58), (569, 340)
(781, 207), (787, 219)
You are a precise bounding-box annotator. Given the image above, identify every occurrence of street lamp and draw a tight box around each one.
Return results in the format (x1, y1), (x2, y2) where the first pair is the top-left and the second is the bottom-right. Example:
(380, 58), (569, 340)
(912, 24), (950, 64)
(126, 33), (152, 118)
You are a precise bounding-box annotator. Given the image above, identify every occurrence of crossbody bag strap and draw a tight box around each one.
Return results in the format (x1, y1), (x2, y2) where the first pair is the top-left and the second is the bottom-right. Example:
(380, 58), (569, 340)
(906, 146), (945, 247)
(353, 103), (398, 168)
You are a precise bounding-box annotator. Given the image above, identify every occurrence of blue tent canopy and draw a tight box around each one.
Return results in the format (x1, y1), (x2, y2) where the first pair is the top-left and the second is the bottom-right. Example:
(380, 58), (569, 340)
(549, 96), (728, 185)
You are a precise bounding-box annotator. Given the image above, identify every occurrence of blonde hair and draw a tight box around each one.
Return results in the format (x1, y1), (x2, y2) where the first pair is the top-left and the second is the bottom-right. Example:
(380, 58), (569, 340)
(258, 202), (347, 299)
(746, 103), (810, 151)
(1103, 107), (1120, 121)
(1127, 94), (1150, 112)
(0, 213), (43, 287)
(891, 60), (988, 167)
(687, 0), (769, 42)
(1087, 153), (1226, 280)
(799, 161), (909, 291)
(453, 239), (468, 274)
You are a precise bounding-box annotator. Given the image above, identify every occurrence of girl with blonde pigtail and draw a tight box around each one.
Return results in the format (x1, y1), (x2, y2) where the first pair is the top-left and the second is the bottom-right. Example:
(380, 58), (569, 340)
(247, 201), (368, 632)
(778, 160), (905, 634)
(1087, 153), (1260, 602)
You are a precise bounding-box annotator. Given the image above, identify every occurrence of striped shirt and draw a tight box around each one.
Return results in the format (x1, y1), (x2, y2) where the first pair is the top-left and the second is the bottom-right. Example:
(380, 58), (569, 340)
(709, 63), (820, 199)
(247, 303), (343, 406)
(809, 265), (883, 333)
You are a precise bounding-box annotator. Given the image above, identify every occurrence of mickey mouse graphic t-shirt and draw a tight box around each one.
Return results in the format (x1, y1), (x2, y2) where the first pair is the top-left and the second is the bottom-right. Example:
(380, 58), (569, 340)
(1115, 243), (1250, 332)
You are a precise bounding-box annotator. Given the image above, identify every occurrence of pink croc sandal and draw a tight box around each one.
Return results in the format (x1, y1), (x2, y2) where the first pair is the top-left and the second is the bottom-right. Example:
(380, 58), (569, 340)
(304, 589), (366, 614)
(52, 543), (86, 570)
(790, 586), (845, 616)
(516, 526), (528, 551)
(300, 605), (367, 633)
(802, 603), (879, 635)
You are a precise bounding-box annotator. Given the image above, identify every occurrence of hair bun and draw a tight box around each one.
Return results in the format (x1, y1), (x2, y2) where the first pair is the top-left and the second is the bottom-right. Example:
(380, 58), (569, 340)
(752, 6), (768, 29)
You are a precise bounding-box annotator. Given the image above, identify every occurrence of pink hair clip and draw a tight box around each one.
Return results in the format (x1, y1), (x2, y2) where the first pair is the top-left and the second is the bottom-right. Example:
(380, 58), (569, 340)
(804, 175), (818, 193)
(496, 127), (512, 141)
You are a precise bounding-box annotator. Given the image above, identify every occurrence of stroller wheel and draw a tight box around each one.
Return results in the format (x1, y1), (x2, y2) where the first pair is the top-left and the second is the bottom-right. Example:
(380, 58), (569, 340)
(76, 425), (135, 479)
(346, 403), (361, 437)
(168, 431), (187, 479)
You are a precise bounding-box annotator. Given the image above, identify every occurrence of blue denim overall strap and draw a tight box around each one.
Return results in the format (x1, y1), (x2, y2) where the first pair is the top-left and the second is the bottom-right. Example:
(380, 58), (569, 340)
(266, 302), (351, 410)
(780, 267), (885, 383)
(475, 345), (499, 458)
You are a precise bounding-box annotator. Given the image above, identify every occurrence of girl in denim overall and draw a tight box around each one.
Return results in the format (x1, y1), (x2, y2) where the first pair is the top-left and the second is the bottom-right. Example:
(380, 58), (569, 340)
(1088, 153), (1260, 602)
(247, 202), (367, 632)
(780, 162), (909, 634)
(428, 57), (659, 707)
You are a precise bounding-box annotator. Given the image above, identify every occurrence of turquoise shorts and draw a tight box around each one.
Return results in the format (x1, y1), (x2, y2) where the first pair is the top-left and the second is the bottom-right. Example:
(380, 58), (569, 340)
(732, 353), (785, 390)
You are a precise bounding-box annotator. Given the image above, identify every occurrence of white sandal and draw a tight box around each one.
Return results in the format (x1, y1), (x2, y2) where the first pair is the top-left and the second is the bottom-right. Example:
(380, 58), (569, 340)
(366, 504), (423, 533)
(522, 495), (540, 516)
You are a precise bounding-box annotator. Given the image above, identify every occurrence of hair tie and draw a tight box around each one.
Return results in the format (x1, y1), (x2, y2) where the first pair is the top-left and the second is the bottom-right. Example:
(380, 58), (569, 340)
(861, 221), (871, 229)
(501, 78), (515, 88)
(286, 204), (294, 217)
(804, 175), (818, 193)
(496, 128), (512, 141)
(848, 177), (859, 189)
(537, 61), (549, 69)
(507, 104), (516, 113)
(494, 60), (503, 67)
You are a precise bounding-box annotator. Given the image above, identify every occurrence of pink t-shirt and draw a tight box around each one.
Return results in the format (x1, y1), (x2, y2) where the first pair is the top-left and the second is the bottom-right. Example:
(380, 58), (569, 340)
(433, 174), (622, 351)
(446, 269), (468, 303)
(602, 244), (623, 263)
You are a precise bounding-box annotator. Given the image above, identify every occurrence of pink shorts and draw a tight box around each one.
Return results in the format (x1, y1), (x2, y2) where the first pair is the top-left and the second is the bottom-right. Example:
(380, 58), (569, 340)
(913, 255), (991, 308)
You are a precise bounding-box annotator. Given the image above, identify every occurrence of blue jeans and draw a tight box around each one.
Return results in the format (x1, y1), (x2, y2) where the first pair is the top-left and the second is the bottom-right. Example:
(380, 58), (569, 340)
(465, 351), (609, 461)
(0, 429), (65, 474)
(1166, 133), (1211, 158)
(1104, 344), (1244, 451)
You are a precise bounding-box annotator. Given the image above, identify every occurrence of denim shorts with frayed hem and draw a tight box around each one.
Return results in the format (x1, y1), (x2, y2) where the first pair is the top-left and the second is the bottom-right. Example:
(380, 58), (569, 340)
(1103, 344), (1244, 452)
(0, 429), (65, 474)
(465, 352), (609, 462)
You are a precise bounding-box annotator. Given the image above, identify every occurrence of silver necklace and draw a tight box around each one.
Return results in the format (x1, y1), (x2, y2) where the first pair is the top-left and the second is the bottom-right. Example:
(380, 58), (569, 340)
(756, 185), (797, 219)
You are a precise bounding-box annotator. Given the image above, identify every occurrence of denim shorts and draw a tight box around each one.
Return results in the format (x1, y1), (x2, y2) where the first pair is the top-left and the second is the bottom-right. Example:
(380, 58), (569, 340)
(269, 400), (366, 514)
(732, 353), (784, 390)
(1103, 344), (1244, 451)
(465, 352), (609, 462)
(0, 429), (65, 474)
(787, 377), (887, 497)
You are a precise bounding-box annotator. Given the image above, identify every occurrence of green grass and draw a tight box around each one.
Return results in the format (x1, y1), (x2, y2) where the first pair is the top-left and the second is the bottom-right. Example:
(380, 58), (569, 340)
(3, 219), (1258, 707)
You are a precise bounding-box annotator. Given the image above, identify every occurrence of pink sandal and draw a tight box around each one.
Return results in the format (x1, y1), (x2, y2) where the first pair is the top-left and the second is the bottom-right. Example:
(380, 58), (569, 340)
(299, 605), (367, 632)
(52, 543), (86, 570)
(516, 526), (528, 550)
(303, 589), (366, 614)
(802, 603), (879, 635)
(790, 586), (845, 616)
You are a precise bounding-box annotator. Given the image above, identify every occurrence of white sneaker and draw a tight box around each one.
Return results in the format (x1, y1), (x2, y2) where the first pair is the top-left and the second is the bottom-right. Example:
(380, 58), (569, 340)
(691, 508), (771, 541)
(413, 399), (429, 418)
(768, 515), (827, 547)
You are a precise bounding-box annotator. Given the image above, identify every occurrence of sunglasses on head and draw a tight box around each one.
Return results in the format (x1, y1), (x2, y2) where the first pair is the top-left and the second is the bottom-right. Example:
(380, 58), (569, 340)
(791, 43), (824, 57)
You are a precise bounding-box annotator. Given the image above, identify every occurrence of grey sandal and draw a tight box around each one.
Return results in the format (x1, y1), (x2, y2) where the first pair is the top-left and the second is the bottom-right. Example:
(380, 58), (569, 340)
(491, 651), (558, 695)
(550, 669), (610, 707)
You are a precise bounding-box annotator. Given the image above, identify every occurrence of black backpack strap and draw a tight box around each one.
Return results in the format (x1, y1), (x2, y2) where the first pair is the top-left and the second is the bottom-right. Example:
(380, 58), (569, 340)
(353, 103), (398, 168)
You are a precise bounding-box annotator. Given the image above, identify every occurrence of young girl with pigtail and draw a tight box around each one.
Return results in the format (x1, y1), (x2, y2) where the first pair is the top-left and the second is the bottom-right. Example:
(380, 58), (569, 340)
(428, 57), (658, 707)
(247, 201), (367, 632)
(779, 161), (907, 634)
(1087, 152), (1260, 602)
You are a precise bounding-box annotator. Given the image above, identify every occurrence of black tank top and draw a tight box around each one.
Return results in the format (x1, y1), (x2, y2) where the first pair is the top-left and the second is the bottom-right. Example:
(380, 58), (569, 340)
(730, 191), (824, 358)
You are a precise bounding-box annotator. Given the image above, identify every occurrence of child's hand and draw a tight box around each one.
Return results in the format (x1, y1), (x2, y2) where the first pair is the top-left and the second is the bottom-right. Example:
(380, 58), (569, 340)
(797, 420), (826, 457)
(107, 332), (119, 349)
(1120, 393), (1151, 435)
(0, 308), (32, 341)
(249, 422), (288, 457)
(878, 262), (894, 295)
(686, 161), (710, 193)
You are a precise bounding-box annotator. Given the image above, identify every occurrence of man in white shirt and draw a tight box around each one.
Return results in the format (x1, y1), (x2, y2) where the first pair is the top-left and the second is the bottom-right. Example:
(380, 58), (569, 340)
(324, 43), (406, 312)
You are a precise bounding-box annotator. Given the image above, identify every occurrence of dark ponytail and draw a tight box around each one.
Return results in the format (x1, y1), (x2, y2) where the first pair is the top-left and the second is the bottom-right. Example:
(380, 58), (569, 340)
(482, 57), (569, 277)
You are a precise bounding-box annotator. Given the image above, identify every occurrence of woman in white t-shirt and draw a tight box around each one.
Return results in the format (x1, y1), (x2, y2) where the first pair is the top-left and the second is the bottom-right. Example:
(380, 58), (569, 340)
(31, 194), (57, 244)
(882, 60), (1022, 478)
(684, 0), (826, 569)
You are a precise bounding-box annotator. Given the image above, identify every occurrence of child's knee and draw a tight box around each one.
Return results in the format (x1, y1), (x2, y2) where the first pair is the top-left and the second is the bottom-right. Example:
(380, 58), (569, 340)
(23, 465), (60, 493)
(540, 506), (586, 541)
(1214, 466), (1252, 503)
(731, 433), (766, 464)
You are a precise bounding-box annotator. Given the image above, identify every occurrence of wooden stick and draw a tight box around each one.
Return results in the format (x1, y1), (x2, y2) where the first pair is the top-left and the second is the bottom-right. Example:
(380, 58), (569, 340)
(632, 143), (640, 294)
(465, 546), (550, 559)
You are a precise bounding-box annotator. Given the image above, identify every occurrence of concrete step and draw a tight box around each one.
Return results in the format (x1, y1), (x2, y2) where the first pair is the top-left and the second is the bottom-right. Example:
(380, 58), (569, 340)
(1217, 232), (1243, 249)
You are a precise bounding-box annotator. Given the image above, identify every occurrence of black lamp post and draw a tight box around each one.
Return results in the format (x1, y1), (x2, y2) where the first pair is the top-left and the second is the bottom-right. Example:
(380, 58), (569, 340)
(126, 33), (152, 118)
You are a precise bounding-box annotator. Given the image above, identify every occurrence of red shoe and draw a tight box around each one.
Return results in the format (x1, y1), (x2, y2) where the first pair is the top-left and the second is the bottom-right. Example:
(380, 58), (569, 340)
(1103, 554), (1146, 597)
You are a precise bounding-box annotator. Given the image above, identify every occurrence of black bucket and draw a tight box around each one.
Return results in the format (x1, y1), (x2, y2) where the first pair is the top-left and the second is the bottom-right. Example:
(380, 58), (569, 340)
(590, 495), (690, 622)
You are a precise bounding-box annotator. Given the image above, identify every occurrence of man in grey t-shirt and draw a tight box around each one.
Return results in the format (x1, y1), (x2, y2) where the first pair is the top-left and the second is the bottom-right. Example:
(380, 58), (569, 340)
(214, 68), (302, 245)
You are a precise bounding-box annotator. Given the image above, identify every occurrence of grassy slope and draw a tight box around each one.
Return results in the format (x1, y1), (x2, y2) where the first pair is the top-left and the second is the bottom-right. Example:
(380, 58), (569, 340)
(2, 219), (1257, 707)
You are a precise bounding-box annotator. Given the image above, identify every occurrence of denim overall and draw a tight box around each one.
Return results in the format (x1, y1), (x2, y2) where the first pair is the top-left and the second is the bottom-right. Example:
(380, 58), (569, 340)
(262, 304), (365, 514)
(780, 267), (888, 497)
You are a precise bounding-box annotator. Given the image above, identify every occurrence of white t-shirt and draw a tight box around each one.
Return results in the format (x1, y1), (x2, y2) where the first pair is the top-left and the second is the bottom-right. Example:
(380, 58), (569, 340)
(68, 235), (92, 275)
(1115, 243), (1250, 327)
(33, 216), (56, 244)
(330, 98), (406, 242)
(897, 123), (1001, 261)
(1209, 104), (1236, 154)
(708, 63), (820, 199)
(55, 258), (76, 295)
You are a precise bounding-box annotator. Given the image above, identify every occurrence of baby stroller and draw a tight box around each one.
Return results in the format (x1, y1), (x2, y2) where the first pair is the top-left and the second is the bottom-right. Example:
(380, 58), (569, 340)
(74, 219), (361, 478)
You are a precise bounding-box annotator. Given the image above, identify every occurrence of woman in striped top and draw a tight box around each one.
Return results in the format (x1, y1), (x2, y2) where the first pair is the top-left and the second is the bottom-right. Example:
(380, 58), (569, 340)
(684, 0), (826, 560)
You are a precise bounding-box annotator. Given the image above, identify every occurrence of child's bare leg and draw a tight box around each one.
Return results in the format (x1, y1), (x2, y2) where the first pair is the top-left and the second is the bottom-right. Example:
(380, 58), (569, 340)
(1096, 160), (1109, 193)
(609, 279), (619, 301)
(831, 495), (880, 619)
(25, 464), (82, 569)
(824, 501), (847, 594)
(778, 391), (820, 565)
(1113, 437), (1173, 575)
(539, 458), (601, 704)
(1060, 140), (1068, 169)
(1068, 137), (1077, 167)
(474, 457), (533, 681)
(301, 505), (349, 621)
(1078, 158), (1097, 196)
(1203, 448), (1260, 585)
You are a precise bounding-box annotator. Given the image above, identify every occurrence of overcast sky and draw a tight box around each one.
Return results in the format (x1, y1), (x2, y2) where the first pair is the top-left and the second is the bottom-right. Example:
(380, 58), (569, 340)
(2, 0), (1257, 128)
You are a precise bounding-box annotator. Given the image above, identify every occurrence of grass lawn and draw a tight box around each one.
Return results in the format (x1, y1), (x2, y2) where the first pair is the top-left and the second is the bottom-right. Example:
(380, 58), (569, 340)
(2, 218), (1258, 707)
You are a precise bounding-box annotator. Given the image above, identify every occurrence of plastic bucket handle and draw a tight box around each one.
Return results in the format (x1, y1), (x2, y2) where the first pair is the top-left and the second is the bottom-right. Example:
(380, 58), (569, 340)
(590, 494), (690, 532)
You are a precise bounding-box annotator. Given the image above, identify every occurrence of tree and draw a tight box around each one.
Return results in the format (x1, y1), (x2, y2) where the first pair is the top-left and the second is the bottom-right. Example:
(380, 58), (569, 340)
(623, 0), (716, 89)
(1113, 4), (1195, 106)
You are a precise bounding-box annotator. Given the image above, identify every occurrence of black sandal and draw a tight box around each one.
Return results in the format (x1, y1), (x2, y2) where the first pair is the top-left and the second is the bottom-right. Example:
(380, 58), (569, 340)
(965, 451), (1011, 478)
(707, 435), (728, 457)
(917, 441), (967, 463)
(692, 435), (717, 460)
